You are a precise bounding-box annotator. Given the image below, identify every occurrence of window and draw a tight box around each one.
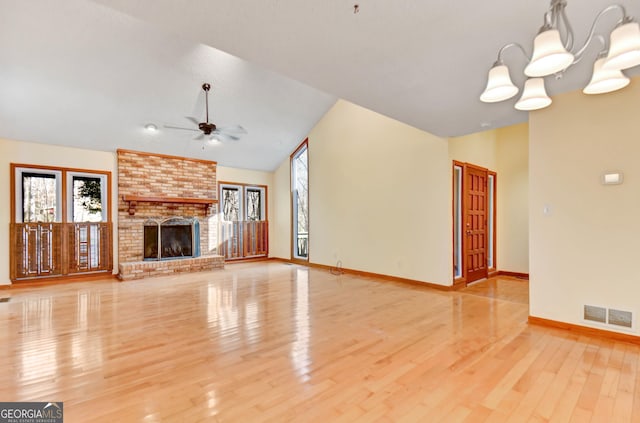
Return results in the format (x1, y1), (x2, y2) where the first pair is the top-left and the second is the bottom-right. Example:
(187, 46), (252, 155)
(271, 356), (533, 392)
(453, 164), (463, 279)
(218, 182), (268, 260)
(221, 186), (241, 222)
(20, 170), (62, 223)
(291, 140), (308, 260)
(487, 172), (496, 271)
(11, 164), (112, 281)
(69, 173), (107, 222)
(220, 184), (266, 222)
(246, 188), (263, 221)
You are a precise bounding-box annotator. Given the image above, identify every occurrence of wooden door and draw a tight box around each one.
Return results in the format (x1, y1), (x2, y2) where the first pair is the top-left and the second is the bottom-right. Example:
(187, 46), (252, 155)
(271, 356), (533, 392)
(464, 165), (488, 283)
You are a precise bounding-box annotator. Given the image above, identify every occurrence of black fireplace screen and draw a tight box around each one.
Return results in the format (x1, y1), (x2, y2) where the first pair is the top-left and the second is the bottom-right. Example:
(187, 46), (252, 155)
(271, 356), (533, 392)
(143, 217), (200, 260)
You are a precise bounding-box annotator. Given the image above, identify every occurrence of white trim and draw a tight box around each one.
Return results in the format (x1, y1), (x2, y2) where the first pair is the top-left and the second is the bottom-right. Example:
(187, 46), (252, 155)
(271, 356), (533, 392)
(67, 171), (108, 222)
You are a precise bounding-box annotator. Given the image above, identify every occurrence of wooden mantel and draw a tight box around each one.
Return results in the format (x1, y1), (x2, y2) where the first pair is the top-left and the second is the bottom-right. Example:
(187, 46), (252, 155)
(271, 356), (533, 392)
(122, 195), (218, 216)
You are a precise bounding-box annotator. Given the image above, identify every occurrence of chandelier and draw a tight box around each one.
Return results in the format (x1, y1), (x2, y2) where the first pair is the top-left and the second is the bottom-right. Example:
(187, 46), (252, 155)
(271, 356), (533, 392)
(480, 0), (640, 111)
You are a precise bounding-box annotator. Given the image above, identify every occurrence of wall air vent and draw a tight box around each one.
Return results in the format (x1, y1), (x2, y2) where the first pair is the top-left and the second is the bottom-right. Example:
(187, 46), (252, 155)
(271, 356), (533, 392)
(608, 309), (633, 328)
(584, 305), (607, 323)
(583, 304), (634, 329)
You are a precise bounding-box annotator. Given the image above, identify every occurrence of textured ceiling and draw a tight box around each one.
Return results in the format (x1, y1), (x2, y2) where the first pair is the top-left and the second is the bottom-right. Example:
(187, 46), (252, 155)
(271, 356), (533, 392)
(2, 0), (639, 171)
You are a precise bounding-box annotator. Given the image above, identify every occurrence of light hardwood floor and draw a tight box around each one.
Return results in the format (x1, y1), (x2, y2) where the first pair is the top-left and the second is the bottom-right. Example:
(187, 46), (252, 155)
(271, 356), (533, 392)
(1, 262), (638, 422)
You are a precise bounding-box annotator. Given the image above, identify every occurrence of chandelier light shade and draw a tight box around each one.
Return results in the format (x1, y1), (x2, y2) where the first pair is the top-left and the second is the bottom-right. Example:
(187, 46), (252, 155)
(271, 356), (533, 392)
(480, 1), (639, 110)
(515, 78), (552, 111)
(480, 64), (519, 102)
(524, 29), (575, 77)
(604, 21), (640, 70)
(584, 57), (630, 94)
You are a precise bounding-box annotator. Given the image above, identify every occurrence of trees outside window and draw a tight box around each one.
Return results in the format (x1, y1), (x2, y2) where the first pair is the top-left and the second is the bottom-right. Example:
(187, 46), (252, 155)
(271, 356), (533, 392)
(22, 172), (58, 222)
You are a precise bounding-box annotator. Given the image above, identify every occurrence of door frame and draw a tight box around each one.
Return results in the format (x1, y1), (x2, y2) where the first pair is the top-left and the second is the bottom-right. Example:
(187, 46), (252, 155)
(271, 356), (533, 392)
(452, 161), (497, 286)
(218, 181), (269, 260)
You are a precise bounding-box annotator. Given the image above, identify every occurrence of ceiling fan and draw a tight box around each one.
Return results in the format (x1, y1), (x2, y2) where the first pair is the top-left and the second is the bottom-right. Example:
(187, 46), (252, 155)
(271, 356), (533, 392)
(164, 83), (247, 143)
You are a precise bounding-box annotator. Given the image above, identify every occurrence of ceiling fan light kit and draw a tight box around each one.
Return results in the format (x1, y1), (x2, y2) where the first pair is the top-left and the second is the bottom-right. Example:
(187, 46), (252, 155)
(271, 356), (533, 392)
(480, 0), (640, 111)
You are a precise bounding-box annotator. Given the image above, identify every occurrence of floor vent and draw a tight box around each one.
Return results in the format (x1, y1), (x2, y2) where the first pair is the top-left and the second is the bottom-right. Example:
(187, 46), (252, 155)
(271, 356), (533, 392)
(584, 304), (633, 328)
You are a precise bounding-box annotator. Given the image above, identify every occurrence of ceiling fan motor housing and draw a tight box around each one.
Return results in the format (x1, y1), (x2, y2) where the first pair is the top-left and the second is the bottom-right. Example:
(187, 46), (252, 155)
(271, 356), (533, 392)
(199, 122), (216, 135)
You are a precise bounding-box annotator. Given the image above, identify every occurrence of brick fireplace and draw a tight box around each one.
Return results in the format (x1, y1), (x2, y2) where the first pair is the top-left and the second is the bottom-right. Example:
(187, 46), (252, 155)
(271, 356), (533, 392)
(116, 149), (223, 280)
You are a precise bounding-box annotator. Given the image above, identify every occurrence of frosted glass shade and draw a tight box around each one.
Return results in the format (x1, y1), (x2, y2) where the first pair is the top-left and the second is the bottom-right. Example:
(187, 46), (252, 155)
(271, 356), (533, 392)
(524, 29), (575, 77)
(583, 57), (630, 94)
(604, 21), (640, 70)
(480, 64), (519, 103)
(515, 78), (552, 111)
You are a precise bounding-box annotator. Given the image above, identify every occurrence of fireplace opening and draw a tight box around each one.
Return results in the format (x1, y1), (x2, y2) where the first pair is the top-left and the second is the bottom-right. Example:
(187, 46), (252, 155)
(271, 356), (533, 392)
(144, 217), (200, 261)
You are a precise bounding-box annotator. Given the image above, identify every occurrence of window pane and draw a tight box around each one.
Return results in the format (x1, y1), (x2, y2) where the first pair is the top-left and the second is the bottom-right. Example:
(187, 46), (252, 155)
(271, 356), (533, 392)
(22, 173), (57, 222)
(73, 176), (103, 222)
(222, 188), (240, 221)
(453, 166), (462, 278)
(488, 174), (495, 269)
(246, 189), (262, 221)
(293, 146), (308, 258)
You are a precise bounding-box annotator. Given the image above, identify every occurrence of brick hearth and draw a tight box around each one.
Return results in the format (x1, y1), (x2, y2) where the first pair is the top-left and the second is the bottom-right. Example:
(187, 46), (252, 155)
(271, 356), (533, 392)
(118, 256), (224, 281)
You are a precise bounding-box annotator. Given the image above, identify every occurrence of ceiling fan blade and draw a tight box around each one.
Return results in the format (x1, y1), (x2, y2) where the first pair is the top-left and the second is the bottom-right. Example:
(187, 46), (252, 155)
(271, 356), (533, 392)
(185, 116), (200, 125)
(216, 125), (247, 135)
(194, 133), (205, 141)
(212, 132), (240, 142)
(164, 125), (199, 132)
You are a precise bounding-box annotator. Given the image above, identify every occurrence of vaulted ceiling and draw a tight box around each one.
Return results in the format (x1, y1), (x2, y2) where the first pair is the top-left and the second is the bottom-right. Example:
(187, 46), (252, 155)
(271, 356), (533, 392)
(1, 0), (639, 171)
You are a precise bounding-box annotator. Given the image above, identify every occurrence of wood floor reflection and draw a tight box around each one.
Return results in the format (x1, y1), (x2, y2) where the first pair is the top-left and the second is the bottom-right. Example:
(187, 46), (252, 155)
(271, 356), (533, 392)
(1, 263), (638, 422)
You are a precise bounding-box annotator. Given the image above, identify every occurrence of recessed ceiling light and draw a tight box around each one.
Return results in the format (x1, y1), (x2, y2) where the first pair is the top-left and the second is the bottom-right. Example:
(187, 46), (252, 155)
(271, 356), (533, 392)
(144, 123), (158, 132)
(480, 122), (491, 128)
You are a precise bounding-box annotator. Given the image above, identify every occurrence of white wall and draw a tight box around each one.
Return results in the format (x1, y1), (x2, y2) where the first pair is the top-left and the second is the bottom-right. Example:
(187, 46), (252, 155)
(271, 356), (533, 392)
(496, 124), (529, 274)
(529, 79), (640, 335)
(448, 130), (498, 170)
(269, 159), (291, 259)
(217, 166), (273, 188)
(0, 138), (118, 284)
(285, 100), (452, 285)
